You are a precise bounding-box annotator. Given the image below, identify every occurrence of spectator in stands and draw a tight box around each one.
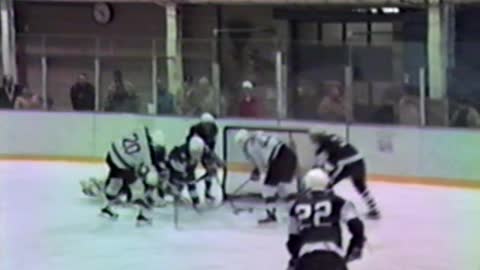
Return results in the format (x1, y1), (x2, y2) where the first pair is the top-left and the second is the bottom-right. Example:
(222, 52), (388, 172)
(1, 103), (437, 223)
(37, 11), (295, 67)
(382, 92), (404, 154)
(156, 78), (175, 114)
(317, 81), (345, 121)
(398, 84), (420, 125)
(178, 76), (215, 116)
(104, 70), (138, 113)
(293, 80), (318, 119)
(451, 98), (480, 128)
(238, 80), (262, 118)
(14, 91), (43, 110)
(0, 75), (23, 109)
(70, 73), (95, 111)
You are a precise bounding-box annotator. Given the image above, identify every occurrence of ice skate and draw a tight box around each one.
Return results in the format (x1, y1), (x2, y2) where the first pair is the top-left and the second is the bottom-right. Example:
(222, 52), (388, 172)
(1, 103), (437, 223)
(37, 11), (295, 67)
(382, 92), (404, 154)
(100, 206), (119, 220)
(258, 209), (277, 224)
(136, 213), (152, 226)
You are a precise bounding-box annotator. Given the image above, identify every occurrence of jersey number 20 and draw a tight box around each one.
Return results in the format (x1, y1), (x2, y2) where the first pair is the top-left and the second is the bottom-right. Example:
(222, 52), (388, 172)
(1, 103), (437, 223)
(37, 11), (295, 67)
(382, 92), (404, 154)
(295, 201), (332, 227)
(122, 133), (141, 155)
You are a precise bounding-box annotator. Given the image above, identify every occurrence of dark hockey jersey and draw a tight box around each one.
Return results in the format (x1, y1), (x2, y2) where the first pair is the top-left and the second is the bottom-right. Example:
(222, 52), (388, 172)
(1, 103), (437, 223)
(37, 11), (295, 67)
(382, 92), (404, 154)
(288, 190), (363, 258)
(167, 144), (199, 184)
(186, 122), (218, 150)
(314, 134), (362, 168)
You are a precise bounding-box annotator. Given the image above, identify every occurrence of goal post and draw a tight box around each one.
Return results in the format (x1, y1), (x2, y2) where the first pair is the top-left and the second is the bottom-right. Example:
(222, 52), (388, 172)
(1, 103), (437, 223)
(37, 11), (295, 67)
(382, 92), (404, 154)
(221, 125), (316, 200)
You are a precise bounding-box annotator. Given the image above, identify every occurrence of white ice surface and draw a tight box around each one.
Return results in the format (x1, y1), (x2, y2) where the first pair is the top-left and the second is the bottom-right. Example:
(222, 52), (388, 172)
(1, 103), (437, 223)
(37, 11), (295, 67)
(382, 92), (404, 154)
(1, 161), (480, 270)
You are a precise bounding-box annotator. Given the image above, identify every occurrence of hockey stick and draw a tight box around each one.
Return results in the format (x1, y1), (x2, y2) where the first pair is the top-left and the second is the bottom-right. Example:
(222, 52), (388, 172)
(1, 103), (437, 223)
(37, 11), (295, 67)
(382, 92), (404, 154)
(173, 194), (180, 229)
(226, 178), (255, 214)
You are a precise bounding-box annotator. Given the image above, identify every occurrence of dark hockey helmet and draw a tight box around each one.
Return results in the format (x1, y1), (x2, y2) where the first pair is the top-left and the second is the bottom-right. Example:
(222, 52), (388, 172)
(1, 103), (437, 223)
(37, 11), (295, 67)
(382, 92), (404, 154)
(309, 127), (328, 144)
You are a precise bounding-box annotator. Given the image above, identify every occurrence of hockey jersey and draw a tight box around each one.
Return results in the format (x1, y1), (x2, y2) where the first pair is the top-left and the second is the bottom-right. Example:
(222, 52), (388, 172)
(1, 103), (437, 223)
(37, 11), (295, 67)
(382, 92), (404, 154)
(186, 122), (218, 150)
(243, 132), (284, 172)
(167, 144), (199, 184)
(314, 134), (362, 169)
(288, 190), (361, 258)
(108, 127), (157, 174)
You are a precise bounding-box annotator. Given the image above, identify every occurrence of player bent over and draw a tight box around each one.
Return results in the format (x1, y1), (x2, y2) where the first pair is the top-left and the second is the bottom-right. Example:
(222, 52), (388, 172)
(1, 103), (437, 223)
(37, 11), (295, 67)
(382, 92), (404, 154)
(186, 113), (223, 201)
(168, 135), (215, 208)
(100, 127), (169, 225)
(234, 129), (298, 224)
(309, 128), (380, 219)
(287, 169), (366, 270)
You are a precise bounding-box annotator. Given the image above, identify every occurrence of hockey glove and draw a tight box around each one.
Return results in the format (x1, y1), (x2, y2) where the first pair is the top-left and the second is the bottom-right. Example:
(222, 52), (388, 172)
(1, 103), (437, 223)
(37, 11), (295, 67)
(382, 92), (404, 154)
(250, 168), (261, 181)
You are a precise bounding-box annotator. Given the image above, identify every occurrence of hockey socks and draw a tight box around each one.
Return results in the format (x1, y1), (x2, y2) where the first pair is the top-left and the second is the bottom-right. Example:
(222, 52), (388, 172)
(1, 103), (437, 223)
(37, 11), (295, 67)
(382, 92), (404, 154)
(361, 190), (380, 219)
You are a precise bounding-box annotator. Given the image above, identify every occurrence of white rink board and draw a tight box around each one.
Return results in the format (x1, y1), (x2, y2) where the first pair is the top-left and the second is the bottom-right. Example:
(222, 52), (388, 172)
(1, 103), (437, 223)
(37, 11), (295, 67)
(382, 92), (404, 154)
(2, 161), (480, 270)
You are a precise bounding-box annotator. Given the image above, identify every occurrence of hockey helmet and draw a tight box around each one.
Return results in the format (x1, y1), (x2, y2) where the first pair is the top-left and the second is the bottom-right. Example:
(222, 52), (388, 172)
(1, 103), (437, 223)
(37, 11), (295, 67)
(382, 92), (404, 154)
(200, 112), (216, 123)
(303, 168), (330, 191)
(150, 129), (165, 147)
(234, 129), (250, 146)
(189, 135), (206, 160)
(309, 127), (328, 143)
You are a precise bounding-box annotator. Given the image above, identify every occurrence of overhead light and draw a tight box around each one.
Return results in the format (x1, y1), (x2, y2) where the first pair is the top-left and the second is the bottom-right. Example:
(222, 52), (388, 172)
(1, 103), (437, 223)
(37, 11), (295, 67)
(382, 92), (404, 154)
(381, 7), (400, 14)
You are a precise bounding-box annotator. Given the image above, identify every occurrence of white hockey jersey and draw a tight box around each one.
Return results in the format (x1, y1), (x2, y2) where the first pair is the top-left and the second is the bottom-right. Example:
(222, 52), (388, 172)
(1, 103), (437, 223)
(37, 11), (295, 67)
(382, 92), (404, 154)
(243, 132), (284, 172)
(108, 127), (154, 172)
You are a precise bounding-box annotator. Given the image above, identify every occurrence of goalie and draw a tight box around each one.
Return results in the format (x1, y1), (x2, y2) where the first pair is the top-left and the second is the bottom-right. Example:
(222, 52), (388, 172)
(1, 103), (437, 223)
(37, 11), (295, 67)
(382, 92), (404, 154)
(234, 129), (298, 224)
(95, 127), (169, 225)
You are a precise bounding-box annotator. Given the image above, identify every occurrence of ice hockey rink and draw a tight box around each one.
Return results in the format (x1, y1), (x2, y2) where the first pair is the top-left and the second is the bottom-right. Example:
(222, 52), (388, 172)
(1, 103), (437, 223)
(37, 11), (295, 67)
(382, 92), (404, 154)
(1, 160), (480, 270)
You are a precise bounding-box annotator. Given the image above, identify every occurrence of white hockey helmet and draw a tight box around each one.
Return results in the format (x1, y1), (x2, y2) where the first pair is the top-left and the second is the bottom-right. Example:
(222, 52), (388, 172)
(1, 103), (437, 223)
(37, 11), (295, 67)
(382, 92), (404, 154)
(150, 129), (165, 147)
(234, 129), (250, 146)
(189, 135), (206, 160)
(303, 168), (330, 191)
(200, 112), (215, 123)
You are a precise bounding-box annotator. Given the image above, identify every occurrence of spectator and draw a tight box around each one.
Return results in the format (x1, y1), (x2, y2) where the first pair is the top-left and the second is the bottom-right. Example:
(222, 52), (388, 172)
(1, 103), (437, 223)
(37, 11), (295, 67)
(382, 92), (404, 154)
(156, 78), (175, 114)
(14, 91), (43, 110)
(238, 80), (263, 117)
(317, 81), (345, 121)
(178, 76), (216, 116)
(398, 85), (420, 125)
(104, 70), (138, 113)
(70, 73), (95, 111)
(293, 80), (319, 119)
(451, 99), (480, 128)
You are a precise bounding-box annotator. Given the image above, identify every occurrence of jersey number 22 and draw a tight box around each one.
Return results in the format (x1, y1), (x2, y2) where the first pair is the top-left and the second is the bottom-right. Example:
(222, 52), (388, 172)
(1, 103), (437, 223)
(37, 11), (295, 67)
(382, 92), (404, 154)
(295, 201), (332, 227)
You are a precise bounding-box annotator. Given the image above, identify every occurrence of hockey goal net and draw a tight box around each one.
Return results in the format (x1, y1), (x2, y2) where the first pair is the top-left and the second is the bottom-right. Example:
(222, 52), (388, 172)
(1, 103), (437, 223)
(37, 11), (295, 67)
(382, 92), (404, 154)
(221, 125), (316, 200)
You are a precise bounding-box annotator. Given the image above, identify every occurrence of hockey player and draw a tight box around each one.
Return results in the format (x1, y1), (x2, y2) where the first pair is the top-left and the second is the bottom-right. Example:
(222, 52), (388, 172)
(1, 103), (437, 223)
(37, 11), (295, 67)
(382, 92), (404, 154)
(185, 112), (223, 200)
(309, 128), (380, 219)
(234, 129), (298, 224)
(287, 168), (366, 270)
(186, 112), (218, 151)
(168, 135), (212, 208)
(100, 127), (169, 225)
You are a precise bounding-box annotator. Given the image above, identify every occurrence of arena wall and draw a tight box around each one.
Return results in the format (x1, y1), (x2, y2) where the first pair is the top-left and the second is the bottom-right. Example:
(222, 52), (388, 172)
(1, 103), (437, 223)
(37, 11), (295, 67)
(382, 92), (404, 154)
(1, 110), (479, 188)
